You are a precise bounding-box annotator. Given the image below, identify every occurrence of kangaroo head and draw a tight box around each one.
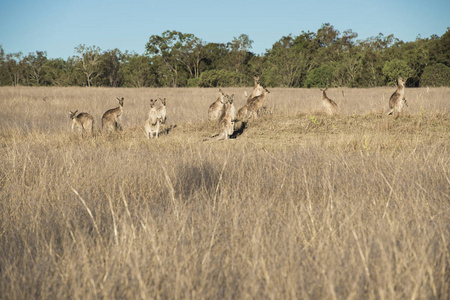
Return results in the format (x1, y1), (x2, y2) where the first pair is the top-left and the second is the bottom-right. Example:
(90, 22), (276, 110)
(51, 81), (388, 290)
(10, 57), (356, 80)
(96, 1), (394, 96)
(150, 98), (157, 108)
(253, 76), (260, 83)
(69, 110), (78, 119)
(226, 94), (235, 104)
(263, 86), (270, 94)
(159, 97), (167, 106)
(219, 91), (225, 104)
(398, 77), (405, 87)
(116, 97), (124, 107)
(223, 101), (231, 111)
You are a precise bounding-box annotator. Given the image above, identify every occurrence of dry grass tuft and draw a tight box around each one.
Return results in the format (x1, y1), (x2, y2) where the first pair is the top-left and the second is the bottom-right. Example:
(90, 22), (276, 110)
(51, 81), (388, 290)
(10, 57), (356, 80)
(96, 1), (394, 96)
(0, 86), (449, 299)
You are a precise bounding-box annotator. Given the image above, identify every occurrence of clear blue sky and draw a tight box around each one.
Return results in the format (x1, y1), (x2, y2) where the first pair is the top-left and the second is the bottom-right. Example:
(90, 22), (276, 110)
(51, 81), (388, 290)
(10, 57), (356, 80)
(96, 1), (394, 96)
(0, 0), (448, 59)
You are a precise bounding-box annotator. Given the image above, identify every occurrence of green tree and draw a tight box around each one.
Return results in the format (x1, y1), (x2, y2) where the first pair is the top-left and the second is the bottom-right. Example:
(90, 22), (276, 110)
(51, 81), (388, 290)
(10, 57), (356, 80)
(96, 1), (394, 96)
(74, 44), (102, 87)
(382, 59), (414, 85)
(177, 34), (207, 78)
(263, 32), (317, 87)
(202, 42), (230, 71)
(420, 63), (450, 86)
(24, 51), (48, 86)
(146, 30), (201, 87)
(228, 34), (253, 83)
(304, 64), (335, 88)
(427, 28), (450, 66)
(196, 69), (240, 87)
(100, 49), (123, 87)
(2, 52), (24, 86)
(358, 34), (396, 86)
(122, 53), (156, 87)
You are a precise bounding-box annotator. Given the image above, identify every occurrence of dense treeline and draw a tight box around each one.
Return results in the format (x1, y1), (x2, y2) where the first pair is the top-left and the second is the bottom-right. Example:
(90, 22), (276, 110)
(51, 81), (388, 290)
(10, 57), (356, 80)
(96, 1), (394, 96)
(1, 24), (449, 88)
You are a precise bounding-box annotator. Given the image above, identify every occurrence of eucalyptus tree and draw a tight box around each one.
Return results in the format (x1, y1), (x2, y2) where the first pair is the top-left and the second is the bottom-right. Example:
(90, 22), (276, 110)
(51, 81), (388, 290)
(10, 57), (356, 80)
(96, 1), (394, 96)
(24, 51), (48, 86)
(3, 51), (24, 86)
(121, 53), (155, 87)
(146, 30), (205, 87)
(74, 44), (102, 87)
(263, 31), (317, 87)
(100, 48), (123, 87)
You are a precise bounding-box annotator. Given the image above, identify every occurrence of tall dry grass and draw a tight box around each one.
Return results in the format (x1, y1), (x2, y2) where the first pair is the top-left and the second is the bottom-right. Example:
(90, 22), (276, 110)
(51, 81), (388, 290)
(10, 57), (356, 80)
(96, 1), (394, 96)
(0, 86), (449, 299)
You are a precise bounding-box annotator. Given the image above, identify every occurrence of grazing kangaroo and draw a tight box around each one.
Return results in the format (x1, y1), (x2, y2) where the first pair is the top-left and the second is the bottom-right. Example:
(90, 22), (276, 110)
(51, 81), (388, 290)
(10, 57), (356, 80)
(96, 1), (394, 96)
(144, 99), (161, 139)
(157, 97), (167, 124)
(102, 97), (124, 132)
(208, 89), (226, 121)
(217, 97), (234, 140)
(69, 110), (94, 135)
(387, 77), (408, 117)
(320, 88), (339, 116)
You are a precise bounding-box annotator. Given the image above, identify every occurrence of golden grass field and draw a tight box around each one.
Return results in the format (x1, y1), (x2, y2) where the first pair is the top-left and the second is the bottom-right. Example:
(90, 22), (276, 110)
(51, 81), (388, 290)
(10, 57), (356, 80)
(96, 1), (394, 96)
(0, 86), (449, 299)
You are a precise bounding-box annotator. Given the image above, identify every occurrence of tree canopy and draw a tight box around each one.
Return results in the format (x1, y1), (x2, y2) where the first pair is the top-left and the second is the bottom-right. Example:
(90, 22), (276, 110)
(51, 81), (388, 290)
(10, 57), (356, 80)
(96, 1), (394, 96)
(1, 25), (449, 88)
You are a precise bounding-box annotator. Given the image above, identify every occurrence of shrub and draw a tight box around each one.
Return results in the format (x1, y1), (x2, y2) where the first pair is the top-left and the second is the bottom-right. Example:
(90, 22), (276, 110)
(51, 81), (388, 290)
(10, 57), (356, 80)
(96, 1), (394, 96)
(197, 69), (241, 87)
(420, 63), (450, 87)
(304, 65), (335, 88)
(382, 59), (414, 85)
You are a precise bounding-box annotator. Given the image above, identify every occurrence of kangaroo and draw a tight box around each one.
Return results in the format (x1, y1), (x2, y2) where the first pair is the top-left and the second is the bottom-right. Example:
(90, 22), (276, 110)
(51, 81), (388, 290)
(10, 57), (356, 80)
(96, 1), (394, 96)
(247, 86), (271, 119)
(157, 97), (167, 124)
(247, 76), (264, 102)
(320, 88), (339, 116)
(237, 86), (270, 120)
(217, 98), (234, 140)
(225, 94), (236, 121)
(102, 97), (124, 132)
(237, 104), (249, 121)
(144, 99), (161, 139)
(69, 110), (94, 135)
(236, 92), (249, 120)
(208, 89), (225, 121)
(387, 77), (408, 117)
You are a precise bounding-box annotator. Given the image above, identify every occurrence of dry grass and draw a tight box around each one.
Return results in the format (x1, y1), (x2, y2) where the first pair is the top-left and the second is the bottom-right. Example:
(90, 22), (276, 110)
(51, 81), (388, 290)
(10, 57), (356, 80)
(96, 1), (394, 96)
(0, 86), (449, 299)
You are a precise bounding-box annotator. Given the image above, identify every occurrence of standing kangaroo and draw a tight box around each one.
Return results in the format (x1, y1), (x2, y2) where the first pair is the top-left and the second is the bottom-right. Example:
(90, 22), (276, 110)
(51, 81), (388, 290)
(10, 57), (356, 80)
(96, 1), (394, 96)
(247, 76), (264, 102)
(157, 97), (167, 124)
(102, 97), (124, 132)
(208, 89), (225, 121)
(144, 99), (161, 139)
(225, 94), (236, 121)
(238, 86), (270, 120)
(387, 77), (408, 117)
(217, 97), (234, 140)
(69, 110), (94, 135)
(320, 88), (339, 116)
